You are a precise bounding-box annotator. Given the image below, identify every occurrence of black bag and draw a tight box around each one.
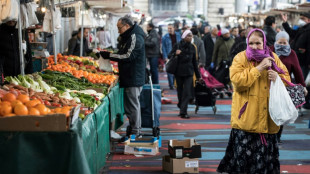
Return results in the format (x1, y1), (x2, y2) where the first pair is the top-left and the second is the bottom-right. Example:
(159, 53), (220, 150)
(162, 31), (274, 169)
(282, 78), (306, 108)
(214, 60), (230, 85)
(165, 56), (178, 74)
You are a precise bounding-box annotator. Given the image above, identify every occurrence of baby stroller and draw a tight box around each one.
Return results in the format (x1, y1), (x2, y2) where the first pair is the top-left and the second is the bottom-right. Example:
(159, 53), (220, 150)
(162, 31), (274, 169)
(195, 68), (225, 114)
(213, 60), (233, 98)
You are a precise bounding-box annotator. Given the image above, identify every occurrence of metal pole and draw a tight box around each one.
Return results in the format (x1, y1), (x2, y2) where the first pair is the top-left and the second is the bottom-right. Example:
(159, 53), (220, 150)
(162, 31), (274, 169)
(80, 1), (85, 57)
(50, 0), (57, 64)
(18, 1), (25, 75)
(94, 27), (97, 49)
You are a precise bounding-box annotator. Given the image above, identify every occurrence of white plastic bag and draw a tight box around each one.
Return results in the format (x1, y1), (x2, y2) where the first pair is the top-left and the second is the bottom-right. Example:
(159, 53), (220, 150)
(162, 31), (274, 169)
(269, 74), (298, 126)
(305, 71), (310, 87)
(99, 56), (113, 72)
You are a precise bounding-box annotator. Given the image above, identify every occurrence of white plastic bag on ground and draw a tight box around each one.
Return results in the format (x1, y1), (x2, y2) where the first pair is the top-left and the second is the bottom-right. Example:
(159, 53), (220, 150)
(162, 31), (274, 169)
(269, 74), (298, 126)
(305, 71), (310, 87)
(99, 56), (113, 72)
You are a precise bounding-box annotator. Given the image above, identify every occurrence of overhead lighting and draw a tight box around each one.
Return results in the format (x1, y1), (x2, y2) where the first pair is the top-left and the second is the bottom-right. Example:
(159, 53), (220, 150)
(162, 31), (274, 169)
(41, 7), (46, 13)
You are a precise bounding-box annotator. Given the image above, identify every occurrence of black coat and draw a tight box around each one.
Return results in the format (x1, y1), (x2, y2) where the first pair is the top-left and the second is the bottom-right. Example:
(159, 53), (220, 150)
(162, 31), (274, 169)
(0, 23), (33, 80)
(263, 25), (277, 46)
(145, 29), (160, 58)
(168, 40), (200, 78)
(202, 33), (216, 67)
(230, 36), (247, 59)
(67, 36), (92, 56)
(105, 24), (146, 87)
(283, 22), (310, 66)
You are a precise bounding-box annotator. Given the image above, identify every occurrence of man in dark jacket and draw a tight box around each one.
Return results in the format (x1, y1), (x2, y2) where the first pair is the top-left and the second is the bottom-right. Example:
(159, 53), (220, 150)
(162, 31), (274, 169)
(202, 27), (218, 68)
(263, 16), (277, 46)
(282, 12), (310, 108)
(99, 16), (146, 137)
(67, 28), (92, 56)
(145, 23), (160, 84)
(0, 20), (33, 83)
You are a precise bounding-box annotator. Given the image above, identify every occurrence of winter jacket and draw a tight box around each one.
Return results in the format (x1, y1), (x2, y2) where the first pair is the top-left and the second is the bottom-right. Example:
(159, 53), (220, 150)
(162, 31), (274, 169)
(212, 36), (234, 66)
(192, 35), (206, 65)
(0, 23), (33, 79)
(263, 25), (277, 46)
(168, 40), (200, 78)
(161, 32), (181, 59)
(145, 29), (160, 58)
(230, 51), (290, 134)
(270, 46), (305, 87)
(282, 22), (310, 66)
(202, 33), (216, 66)
(67, 36), (92, 56)
(108, 24), (146, 87)
(230, 36), (247, 59)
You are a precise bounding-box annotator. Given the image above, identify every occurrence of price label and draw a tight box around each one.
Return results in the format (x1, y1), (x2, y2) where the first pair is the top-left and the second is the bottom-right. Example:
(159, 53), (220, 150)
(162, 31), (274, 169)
(185, 161), (199, 168)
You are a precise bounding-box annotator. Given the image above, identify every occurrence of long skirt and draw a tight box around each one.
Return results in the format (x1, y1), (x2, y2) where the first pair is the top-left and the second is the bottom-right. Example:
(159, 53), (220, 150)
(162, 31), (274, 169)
(217, 128), (280, 174)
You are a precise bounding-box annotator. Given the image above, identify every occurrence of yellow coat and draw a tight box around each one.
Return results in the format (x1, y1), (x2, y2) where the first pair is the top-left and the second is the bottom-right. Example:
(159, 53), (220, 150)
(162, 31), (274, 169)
(230, 51), (291, 134)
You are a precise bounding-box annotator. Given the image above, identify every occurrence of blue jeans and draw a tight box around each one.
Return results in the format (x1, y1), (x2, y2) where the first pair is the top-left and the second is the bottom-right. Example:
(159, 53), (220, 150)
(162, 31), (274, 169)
(167, 73), (174, 88)
(148, 57), (159, 84)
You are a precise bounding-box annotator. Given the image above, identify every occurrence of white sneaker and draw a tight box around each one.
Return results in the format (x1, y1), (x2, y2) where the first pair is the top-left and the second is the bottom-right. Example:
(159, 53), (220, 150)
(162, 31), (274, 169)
(110, 130), (122, 139)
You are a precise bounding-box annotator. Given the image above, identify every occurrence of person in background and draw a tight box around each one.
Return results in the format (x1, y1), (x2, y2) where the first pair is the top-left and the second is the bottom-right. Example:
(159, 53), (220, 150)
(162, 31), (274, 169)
(270, 31), (307, 143)
(0, 20), (33, 83)
(96, 27), (112, 49)
(203, 25), (210, 37)
(191, 28), (206, 67)
(162, 24), (181, 90)
(99, 16), (146, 138)
(263, 16), (277, 46)
(231, 27), (239, 39)
(217, 28), (290, 174)
(67, 28), (92, 56)
(281, 12), (310, 108)
(276, 26), (282, 33)
(168, 30), (202, 119)
(211, 28), (235, 70)
(203, 26), (218, 68)
(145, 23), (160, 84)
(230, 29), (246, 59)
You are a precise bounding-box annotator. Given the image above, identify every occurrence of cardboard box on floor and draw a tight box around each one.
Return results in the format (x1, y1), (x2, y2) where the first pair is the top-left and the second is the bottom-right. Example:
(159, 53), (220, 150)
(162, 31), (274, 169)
(124, 139), (159, 156)
(162, 155), (199, 174)
(168, 139), (201, 158)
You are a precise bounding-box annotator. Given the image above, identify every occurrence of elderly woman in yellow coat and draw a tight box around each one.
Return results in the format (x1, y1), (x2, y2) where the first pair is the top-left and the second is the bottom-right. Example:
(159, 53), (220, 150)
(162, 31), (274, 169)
(217, 28), (291, 174)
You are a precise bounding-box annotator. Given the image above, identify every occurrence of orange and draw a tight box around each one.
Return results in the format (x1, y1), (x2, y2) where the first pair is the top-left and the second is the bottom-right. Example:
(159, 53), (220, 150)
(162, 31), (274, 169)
(17, 94), (30, 103)
(2, 93), (16, 102)
(14, 104), (28, 116)
(28, 108), (40, 116)
(0, 105), (13, 116)
(25, 100), (41, 108)
(54, 108), (62, 113)
(1, 101), (11, 107)
(4, 113), (16, 117)
(35, 104), (48, 115)
(61, 108), (71, 117)
(11, 100), (23, 108)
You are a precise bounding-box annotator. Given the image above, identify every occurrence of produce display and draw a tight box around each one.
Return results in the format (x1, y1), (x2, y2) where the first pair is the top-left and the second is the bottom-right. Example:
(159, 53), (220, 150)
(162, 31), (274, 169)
(0, 54), (119, 121)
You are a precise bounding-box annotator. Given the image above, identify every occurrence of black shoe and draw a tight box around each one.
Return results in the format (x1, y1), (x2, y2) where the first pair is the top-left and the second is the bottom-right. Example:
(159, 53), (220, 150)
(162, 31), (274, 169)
(180, 114), (190, 119)
(169, 86), (174, 90)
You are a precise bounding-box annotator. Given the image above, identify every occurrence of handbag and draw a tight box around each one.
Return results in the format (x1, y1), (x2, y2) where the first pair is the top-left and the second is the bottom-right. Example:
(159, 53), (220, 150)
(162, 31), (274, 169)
(165, 44), (180, 74)
(269, 74), (298, 126)
(281, 78), (306, 108)
(165, 55), (178, 74)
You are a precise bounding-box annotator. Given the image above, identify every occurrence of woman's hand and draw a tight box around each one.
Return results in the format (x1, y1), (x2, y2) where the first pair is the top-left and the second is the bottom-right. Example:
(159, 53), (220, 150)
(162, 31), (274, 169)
(176, 49), (181, 55)
(268, 70), (277, 82)
(304, 87), (308, 96)
(281, 13), (287, 23)
(256, 57), (273, 72)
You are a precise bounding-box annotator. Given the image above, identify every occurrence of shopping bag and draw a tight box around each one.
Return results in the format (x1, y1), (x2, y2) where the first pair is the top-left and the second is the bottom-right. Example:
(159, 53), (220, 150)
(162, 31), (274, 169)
(305, 71), (310, 87)
(269, 74), (298, 126)
(281, 78), (306, 108)
(98, 56), (113, 72)
(165, 56), (178, 74)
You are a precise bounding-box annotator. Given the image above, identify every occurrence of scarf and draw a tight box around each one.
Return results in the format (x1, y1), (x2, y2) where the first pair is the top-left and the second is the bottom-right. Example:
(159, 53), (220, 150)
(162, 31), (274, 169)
(274, 43), (291, 57)
(245, 28), (285, 74)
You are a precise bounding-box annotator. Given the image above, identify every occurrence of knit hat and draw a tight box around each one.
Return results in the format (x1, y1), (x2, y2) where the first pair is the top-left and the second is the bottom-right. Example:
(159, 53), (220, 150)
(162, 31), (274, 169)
(275, 31), (290, 42)
(300, 12), (310, 19)
(221, 28), (229, 35)
(181, 30), (192, 39)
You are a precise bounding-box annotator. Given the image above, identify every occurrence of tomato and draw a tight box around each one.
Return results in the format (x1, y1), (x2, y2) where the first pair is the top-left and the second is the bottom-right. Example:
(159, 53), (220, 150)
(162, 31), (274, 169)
(84, 110), (92, 115)
(52, 103), (61, 107)
(44, 101), (51, 106)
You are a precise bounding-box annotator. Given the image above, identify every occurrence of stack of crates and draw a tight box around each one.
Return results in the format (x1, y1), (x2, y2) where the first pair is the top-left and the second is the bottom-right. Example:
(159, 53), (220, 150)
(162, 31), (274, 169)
(124, 135), (161, 156)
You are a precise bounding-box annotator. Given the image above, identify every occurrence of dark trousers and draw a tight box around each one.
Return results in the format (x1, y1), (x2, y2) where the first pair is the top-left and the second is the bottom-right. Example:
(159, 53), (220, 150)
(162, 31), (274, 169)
(167, 73), (174, 88)
(301, 65), (310, 105)
(148, 57), (159, 84)
(175, 75), (193, 115)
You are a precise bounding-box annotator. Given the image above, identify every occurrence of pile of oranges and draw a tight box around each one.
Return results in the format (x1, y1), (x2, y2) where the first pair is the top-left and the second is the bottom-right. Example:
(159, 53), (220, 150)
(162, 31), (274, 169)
(0, 92), (72, 117)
